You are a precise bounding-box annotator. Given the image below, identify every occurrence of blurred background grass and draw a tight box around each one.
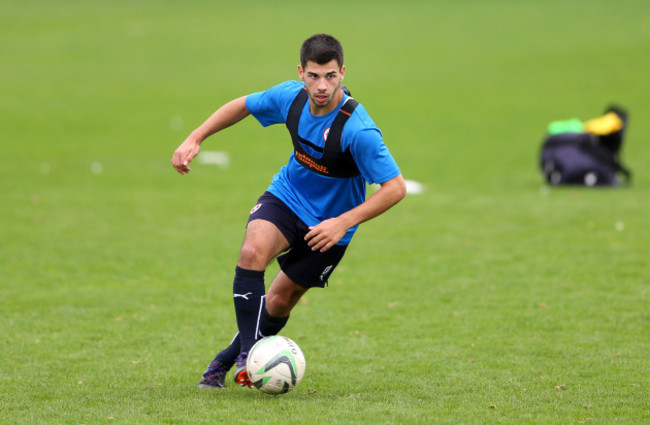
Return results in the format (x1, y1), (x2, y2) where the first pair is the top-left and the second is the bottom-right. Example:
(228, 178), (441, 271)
(1, 0), (648, 423)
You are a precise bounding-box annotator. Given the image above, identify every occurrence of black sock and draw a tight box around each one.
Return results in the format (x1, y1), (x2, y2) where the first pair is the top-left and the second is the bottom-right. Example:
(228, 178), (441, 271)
(212, 332), (241, 370)
(259, 304), (289, 337)
(232, 266), (265, 353)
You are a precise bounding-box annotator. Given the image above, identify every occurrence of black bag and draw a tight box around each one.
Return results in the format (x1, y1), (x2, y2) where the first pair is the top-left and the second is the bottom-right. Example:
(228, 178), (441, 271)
(540, 106), (631, 186)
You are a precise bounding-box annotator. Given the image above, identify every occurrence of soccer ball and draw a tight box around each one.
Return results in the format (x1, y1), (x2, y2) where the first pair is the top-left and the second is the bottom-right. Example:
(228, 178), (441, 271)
(246, 335), (306, 395)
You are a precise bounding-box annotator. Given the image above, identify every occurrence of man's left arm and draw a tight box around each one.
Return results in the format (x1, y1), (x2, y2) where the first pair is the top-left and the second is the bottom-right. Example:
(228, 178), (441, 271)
(304, 174), (407, 252)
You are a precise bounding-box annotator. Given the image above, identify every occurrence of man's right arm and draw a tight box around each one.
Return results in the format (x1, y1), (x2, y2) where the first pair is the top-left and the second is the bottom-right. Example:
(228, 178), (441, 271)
(171, 96), (249, 175)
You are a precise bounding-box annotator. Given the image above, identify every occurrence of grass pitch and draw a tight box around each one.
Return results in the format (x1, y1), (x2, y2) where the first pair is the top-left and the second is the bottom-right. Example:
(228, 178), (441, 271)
(1, 0), (649, 424)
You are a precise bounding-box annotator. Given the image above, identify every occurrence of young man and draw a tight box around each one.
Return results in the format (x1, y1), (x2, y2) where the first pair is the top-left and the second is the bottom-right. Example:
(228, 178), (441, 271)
(172, 34), (406, 389)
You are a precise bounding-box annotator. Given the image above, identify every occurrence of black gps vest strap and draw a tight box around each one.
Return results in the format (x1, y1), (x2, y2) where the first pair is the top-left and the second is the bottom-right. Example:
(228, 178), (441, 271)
(285, 88), (361, 178)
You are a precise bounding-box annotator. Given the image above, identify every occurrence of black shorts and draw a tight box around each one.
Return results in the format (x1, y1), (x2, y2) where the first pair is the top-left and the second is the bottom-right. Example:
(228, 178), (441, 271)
(247, 192), (348, 288)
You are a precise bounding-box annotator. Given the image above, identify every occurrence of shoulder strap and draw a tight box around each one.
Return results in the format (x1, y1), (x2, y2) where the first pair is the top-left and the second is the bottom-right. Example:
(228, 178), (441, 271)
(323, 98), (359, 156)
(286, 88), (309, 142)
(322, 97), (360, 177)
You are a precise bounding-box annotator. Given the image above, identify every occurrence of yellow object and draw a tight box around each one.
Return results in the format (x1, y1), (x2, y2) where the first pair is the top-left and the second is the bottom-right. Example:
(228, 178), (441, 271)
(584, 112), (623, 135)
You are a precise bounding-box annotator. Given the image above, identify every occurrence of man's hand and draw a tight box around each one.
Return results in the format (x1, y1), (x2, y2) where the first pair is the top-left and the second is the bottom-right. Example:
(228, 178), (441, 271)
(172, 137), (201, 175)
(304, 217), (350, 253)
(304, 174), (406, 252)
(170, 96), (250, 175)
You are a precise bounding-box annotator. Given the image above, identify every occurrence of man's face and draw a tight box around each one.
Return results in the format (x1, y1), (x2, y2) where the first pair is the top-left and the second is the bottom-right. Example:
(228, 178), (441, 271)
(298, 59), (346, 115)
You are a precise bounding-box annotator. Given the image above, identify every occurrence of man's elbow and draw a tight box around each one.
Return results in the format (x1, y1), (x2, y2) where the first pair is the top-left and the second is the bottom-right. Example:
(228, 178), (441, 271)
(390, 174), (407, 204)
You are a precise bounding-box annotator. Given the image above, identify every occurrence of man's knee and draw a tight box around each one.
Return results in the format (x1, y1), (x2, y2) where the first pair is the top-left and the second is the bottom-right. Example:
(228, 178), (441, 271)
(266, 291), (292, 315)
(238, 220), (289, 269)
(266, 284), (306, 317)
(238, 243), (269, 270)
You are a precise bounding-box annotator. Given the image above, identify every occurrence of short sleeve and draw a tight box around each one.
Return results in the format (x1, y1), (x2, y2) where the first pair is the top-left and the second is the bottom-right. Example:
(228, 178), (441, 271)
(245, 81), (304, 127)
(349, 129), (401, 185)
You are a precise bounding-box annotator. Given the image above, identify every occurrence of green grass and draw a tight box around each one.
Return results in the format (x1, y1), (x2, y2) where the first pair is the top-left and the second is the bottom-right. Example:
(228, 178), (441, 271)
(1, 0), (649, 423)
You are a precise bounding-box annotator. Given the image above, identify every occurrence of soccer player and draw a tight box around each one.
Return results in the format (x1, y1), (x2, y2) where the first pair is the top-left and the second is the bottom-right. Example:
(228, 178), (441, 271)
(171, 34), (406, 389)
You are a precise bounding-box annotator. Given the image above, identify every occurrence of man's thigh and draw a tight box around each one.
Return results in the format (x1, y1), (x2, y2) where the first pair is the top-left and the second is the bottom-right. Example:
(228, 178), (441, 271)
(238, 219), (290, 269)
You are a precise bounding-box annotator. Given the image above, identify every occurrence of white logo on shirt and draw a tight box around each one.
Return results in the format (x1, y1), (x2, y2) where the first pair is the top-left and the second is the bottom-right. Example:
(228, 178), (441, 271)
(323, 127), (330, 141)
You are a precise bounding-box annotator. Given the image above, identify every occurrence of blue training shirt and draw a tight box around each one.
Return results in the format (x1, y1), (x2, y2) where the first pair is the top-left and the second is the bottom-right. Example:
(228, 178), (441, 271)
(245, 80), (400, 245)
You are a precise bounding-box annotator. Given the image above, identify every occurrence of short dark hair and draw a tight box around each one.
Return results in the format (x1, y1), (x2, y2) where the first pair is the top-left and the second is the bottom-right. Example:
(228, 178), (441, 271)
(300, 34), (344, 69)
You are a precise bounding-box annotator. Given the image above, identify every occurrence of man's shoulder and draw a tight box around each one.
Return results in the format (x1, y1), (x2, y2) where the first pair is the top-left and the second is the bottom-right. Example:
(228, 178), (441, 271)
(246, 81), (305, 123)
(344, 100), (379, 133)
(263, 80), (304, 99)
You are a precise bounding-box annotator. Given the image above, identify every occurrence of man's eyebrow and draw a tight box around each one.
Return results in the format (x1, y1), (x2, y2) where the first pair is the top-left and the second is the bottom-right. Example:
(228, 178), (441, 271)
(307, 70), (338, 76)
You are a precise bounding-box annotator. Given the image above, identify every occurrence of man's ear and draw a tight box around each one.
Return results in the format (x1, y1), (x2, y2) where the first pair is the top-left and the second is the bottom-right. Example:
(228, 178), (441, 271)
(298, 65), (304, 81)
